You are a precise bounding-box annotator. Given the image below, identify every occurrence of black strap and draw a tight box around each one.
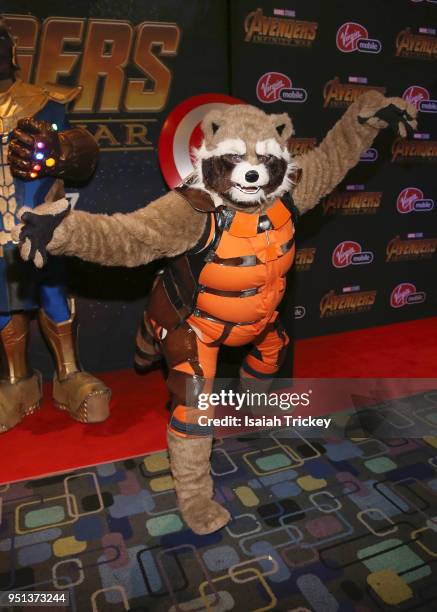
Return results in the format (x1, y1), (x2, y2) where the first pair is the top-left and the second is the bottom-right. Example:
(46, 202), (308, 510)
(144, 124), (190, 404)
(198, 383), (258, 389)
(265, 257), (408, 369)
(281, 191), (300, 227)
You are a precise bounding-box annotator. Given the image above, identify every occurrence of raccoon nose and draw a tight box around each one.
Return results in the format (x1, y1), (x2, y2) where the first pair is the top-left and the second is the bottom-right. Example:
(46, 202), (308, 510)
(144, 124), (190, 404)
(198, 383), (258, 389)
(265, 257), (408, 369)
(245, 170), (259, 183)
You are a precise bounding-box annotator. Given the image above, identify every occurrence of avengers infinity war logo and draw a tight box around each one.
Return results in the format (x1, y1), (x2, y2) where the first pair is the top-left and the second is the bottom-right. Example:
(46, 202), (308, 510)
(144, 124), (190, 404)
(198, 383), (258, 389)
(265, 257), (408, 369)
(336, 22), (382, 54)
(320, 288), (377, 317)
(390, 283), (426, 308)
(332, 241), (374, 268)
(323, 77), (386, 108)
(386, 235), (437, 261)
(295, 247), (316, 271)
(5, 15), (181, 152)
(397, 187), (434, 213)
(391, 137), (437, 162)
(256, 72), (308, 104)
(323, 190), (382, 215)
(244, 8), (318, 47)
(396, 28), (437, 60)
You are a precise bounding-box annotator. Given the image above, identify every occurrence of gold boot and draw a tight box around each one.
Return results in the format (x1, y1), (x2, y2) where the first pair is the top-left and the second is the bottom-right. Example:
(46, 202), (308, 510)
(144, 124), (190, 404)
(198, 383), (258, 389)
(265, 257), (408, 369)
(38, 301), (111, 424)
(167, 429), (231, 534)
(0, 314), (42, 433)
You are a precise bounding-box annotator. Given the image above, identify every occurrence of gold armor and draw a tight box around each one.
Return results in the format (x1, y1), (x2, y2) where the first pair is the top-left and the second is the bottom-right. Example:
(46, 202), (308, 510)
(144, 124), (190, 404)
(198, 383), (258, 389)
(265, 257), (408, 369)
(0, 80), (81, 250)
(0, 79), (110, 431)
(38, 301), (111, 423)
(0, 314), (42, 432)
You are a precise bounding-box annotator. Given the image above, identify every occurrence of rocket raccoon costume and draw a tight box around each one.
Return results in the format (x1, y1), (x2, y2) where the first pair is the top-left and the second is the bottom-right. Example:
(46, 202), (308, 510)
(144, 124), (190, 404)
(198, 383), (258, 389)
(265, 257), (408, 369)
(12, 91), (417, 534)
(137, 184), (298, 440)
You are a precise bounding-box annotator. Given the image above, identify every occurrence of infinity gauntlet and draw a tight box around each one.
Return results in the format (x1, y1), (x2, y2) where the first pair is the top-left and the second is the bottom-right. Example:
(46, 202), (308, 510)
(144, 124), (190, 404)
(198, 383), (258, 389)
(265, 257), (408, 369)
(8, 117), (98, 181)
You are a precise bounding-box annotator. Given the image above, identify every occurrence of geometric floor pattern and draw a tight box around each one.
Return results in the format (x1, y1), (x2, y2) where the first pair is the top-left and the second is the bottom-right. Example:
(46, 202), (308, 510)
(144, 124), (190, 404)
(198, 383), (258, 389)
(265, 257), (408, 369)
(1, 398), (437, 610)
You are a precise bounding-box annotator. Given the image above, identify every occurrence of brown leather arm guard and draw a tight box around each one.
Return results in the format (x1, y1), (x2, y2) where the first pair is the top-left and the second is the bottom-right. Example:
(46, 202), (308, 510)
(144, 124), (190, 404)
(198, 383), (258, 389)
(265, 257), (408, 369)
(59, 127), (99, 182)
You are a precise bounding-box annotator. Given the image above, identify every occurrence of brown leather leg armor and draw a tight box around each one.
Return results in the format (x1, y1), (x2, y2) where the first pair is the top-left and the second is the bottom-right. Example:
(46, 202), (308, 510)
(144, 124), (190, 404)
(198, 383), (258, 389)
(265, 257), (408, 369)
(161, 322), (216, 436)
(134, 310), (162, 372)
(0, 314), (42, 433)
(38, 300), (111, 423)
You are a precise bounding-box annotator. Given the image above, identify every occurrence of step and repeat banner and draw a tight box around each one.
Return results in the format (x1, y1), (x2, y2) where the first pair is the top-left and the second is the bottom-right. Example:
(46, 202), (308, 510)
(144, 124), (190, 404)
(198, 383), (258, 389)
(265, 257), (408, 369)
(3, 0), (437, 375)
(4, 0), (229, 375)
(231, 0), (437, 341)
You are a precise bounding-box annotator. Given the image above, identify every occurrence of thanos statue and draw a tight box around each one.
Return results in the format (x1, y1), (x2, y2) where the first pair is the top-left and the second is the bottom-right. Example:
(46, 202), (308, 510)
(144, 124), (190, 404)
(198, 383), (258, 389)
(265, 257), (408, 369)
(0, 18), (110, 432)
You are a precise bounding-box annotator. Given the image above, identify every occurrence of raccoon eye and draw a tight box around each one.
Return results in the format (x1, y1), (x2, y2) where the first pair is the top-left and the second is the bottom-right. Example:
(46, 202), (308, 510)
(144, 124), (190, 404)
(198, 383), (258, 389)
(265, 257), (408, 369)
(258, 154), (274, 163)
(224, 154), (243, 164)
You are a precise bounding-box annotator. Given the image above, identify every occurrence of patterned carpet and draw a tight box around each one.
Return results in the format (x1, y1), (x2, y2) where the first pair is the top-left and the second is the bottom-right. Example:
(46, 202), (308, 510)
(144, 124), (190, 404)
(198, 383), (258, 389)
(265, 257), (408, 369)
(1, 393), (437, 611)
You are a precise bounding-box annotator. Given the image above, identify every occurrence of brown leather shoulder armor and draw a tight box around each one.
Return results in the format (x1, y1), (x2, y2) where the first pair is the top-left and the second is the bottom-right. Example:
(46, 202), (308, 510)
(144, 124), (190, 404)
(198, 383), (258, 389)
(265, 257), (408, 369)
(148, 184), (218, 331)
(174, 183), (217, 213)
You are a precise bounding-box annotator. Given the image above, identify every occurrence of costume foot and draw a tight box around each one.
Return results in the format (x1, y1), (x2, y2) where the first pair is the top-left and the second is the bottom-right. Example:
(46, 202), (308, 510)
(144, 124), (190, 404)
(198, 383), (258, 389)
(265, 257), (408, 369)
(167, 429), (231, 535)
(53, 372), (111, 423)
(181, 497), (231, 535)
(0, 372), (42, 433)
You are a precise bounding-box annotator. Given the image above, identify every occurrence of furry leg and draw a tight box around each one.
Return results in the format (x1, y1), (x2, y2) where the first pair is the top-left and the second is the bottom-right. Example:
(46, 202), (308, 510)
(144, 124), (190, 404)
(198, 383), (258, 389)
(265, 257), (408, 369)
(167, 427), (230, 535)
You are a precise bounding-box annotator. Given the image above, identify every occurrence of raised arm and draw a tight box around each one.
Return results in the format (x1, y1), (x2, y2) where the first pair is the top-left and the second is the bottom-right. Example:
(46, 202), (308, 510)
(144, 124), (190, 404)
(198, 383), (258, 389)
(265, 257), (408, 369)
(13, 191), (206, 269)
(293, 90), (417, 214)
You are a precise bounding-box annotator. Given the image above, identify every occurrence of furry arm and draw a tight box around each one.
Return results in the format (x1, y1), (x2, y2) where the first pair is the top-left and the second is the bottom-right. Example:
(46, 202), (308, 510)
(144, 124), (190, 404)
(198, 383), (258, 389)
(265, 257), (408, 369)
(292, 90), (417, 214)
(13, 191), (207, 269)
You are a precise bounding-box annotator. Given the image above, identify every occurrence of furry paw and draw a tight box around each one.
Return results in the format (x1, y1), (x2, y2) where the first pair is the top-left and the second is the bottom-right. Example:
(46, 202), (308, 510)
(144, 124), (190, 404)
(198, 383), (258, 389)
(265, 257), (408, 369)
(358, 96), (418, 138)
(181, 497), (231, 535)
(13, 199), (71, 268)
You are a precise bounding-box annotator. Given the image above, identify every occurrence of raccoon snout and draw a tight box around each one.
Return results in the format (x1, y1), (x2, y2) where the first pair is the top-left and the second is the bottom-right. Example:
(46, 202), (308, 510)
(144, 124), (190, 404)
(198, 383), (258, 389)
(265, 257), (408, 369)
(231, 162), (268, 187)
(245, 170), (259, 183)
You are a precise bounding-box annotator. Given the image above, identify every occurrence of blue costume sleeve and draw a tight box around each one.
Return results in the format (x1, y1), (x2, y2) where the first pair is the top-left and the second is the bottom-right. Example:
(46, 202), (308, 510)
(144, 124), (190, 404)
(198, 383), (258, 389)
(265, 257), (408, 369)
(0, 100), (70, 321)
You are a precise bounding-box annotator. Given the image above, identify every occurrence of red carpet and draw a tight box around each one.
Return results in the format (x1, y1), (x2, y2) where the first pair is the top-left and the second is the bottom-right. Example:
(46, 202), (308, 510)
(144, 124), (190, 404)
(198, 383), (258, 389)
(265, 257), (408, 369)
(294, 316), (437, 378)
(1, 316), (436, 484)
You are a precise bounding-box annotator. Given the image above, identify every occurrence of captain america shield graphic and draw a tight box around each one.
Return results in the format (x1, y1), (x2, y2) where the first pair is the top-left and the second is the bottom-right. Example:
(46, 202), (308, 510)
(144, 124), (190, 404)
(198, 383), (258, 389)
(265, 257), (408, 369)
(158, 93), (244, 189)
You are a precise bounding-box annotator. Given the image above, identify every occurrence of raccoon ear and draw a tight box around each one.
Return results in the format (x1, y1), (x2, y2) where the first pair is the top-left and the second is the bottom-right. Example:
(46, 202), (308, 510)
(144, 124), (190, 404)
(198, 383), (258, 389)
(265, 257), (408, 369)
(271, 113), (294, 141)
(202, 110), (224, 141)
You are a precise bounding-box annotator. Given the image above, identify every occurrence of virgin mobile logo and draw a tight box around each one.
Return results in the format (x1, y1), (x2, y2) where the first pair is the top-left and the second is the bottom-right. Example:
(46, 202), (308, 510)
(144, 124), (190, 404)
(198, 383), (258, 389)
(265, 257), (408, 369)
(397, 187), (434, 213)
(336, 22), (382, 54)
(403, 86), (437, 113)
(294, 305), (306, 319)
(390, 283), (426, 308)
(332, 241), (374, 268)
(256, 72), (307, 103)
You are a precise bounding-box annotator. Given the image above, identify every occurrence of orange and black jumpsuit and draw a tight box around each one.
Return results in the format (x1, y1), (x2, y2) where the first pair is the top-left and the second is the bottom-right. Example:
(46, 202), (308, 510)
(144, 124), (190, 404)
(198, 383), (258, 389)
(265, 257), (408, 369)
(136, 185), (297, 437)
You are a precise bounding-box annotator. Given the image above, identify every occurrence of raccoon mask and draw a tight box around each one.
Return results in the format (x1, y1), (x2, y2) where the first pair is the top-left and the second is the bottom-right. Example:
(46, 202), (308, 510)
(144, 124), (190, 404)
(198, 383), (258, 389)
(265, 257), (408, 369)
(193, 104), (300, 212)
